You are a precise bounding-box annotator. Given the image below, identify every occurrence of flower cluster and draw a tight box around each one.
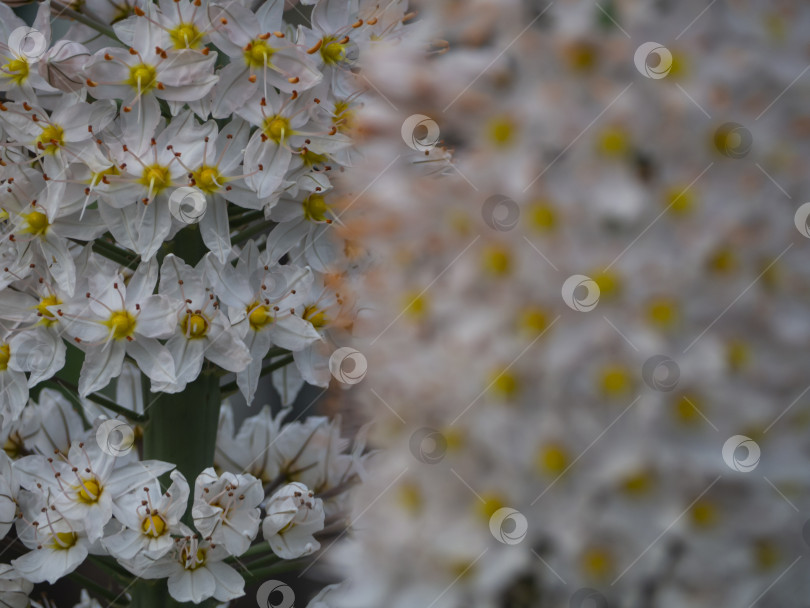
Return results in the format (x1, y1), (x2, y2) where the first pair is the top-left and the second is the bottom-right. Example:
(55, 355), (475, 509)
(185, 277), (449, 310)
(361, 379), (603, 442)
(0, 0), (406, 603)
(326, 1), (810, 607)
(1, 387), (368, 603)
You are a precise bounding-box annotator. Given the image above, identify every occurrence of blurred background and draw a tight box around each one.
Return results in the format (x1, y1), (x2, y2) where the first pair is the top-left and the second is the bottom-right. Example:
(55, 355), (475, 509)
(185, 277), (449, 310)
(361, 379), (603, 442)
(324, 0), (810, 607)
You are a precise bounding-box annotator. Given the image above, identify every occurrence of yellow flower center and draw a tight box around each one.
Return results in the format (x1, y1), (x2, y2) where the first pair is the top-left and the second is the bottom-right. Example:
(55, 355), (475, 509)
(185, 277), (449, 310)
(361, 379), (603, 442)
(262, 115), (290, 144)
(89, 164), (121, 187)
(2, 57), (29, 86)
(646, 297), (678, 329)
(489, 368), (518, 399)
(482, 245), (512, 276)
(192, 165), (225, 194)
(0, 344), (10, 372)
(320, 37), (346, 65)
(600, 365), (633, 397)
(598, 127), (629, 156)
(77, 478), (102, 503)
(126, 63), (158, 93)
(105, 310), (137, 340)
(36, 294), (61, 326)
(247, 302), (273, 330)
(169, 22), (202, 49)
(536, 443), (569, 476)
(141, 513), (167, 537)
(138, 164), (172, 194)
(302, 305), (328, 329)
(23, 211), (50, 236)
(580, 546), (614, 581)
(51, 531), (79, 550)
(476, 492), (506, 521)
(181, 312), (208, 338)
(36, 125), (65, 154)
(332, 100), (354, 133)
(519, 306), (549, 335)
(302, 194), (329, 222)
(488, 116), (515, 147)
(181, 547), (206, 570)
(527, 200), (557, 232)
(620, 470), (655, 496)
(690, 499), (718, 528)
(301, 148), (328, 166)
(244, 39), (275, 69)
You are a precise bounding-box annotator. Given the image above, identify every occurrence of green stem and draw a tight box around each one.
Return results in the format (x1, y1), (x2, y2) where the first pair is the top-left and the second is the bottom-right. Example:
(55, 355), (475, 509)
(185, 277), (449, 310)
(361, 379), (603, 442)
(52, 378), (149, 422)
(91, 240), (140, 268)
(51, 3), (119, 41)
(242, 558), (309, 585)
(229, 209), (264, 228)
(67, 571), (124, 604)
(45, 380), (91, 429)
(220, 353), (294, 395)
(231, 219), (277, 245)
(238, 551), (282, 573)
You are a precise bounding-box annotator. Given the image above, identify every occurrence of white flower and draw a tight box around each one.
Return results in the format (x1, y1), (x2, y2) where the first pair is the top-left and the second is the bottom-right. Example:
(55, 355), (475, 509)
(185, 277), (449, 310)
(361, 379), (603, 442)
(13, 439), (174, 542)
(11, 490), (90, 584)
(55, 258), (179, 396)
(262, 482), (324, 559)
(0, 450), (19, 539)
(191, 467), (263, 556)
(138, 535), (245, 604)
(215, 404), (284, 483)
(158, 254), (252, 392)
(0, 563), (34, 608)
(104, 470), (189, 560)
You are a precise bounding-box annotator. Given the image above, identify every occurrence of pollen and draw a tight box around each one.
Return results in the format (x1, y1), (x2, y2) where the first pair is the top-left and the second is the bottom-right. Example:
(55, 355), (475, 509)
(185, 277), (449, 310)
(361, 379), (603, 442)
(689, 499), (718, 528)
(35, 124), (65, 154)
(76, 478), (102, 503)
(141, 513), (167, 537)
(519, 306), (549, 335)
(244, 39), (275, 69)
(597, 126), (629, 156)
(402, 292), (428, 319)
(665, 185), (696, 215)
(23, 211), (50, 236)
(646, 297), (678, 329)
(481, 244), (512, 276)
(181, 312), (209, 338)
(192, 165), (225, 194)
(320, 36), (346, 65)
(169, 22), (203, 49)
(51, 531), (79, 550)
(126, 63), (158, 93)
(302, 305), (328, 329)
(138, 164), (172, 194)
(247, 302), (273, 330)
(181, 546), (207, 570)
(262, 115), (291, 144)
(0, 344), (10, 372)
(302, 193), (329, 222)
(487, 116), (515, 147)
(36, 294), (61, 326)
(489, 368), (519, 399)
(2, 57), (29, 86)
(105, 310), (137, 340)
